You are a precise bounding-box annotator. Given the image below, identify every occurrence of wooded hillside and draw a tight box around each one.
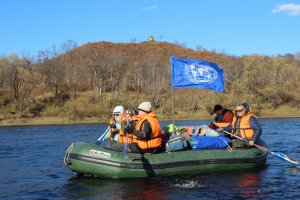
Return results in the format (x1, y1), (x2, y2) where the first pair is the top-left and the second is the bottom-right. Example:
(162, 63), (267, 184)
(1, 41), (300, 125)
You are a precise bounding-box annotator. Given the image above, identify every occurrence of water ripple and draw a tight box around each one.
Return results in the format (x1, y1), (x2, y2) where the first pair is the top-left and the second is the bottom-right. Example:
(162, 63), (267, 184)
(1, 119), (300, 199)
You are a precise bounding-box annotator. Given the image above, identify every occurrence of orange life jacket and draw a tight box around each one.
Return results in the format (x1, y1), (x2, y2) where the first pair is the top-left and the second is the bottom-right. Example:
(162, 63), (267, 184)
(214, 122), (231, 128)
(108, 117), (116, 141)
(231, 113), (256, 140)
(108, 113), (128, 141)
(133, 112), (162, 150)
(118, 114), (142, 144)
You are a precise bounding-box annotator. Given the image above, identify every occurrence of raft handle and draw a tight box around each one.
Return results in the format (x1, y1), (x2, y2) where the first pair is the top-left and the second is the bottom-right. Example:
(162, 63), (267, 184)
(64, 143), (74, 165)
(130, 157), (143, 161)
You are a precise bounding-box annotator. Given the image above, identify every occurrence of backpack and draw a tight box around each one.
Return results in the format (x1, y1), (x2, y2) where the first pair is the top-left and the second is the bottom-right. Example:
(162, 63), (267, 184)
(165, 134), (188, 152)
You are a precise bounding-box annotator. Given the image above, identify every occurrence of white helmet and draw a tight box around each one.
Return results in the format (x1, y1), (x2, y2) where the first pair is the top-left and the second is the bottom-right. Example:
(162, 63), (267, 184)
(112, 106), (125, 115)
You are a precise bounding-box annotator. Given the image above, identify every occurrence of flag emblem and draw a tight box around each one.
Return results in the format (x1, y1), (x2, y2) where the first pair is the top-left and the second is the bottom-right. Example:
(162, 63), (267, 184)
(184, 63), (218, 84)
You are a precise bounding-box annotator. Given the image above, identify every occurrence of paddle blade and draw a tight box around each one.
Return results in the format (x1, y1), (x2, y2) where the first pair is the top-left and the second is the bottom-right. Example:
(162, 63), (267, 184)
(271, 152), (299, 165)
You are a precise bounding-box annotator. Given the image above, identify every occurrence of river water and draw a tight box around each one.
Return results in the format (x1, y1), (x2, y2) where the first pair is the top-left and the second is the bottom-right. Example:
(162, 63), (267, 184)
(1, 118), (300, 200)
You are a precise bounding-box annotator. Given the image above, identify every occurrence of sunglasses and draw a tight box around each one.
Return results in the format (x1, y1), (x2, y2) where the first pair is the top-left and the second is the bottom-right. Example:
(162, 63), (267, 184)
(235, 108), (245, 113)
(112, 114), (120, 117)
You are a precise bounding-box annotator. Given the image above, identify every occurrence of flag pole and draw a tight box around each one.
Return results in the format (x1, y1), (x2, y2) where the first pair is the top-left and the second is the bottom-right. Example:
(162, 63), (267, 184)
(170, 55), (176, 133)
(171, 88), (175, 127)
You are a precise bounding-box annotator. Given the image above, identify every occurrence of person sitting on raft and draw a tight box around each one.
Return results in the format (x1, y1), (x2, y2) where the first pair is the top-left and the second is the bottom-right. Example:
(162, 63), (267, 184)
(108, 105), (126, 141)
(118, 106), (141, 144)
(223, 102), (262, 147)
(208, 104), (234, 131)
(124, 101), (162, 154)
(103, 106), (137, 151)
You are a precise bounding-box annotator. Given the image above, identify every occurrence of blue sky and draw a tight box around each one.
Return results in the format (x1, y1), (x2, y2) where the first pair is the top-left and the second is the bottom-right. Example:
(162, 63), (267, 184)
(1, 0), (300, 57)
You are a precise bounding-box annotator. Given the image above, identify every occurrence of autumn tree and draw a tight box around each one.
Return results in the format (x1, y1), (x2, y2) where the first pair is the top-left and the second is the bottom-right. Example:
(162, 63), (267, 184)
(36, 46), (67, 97)
(1, 54), (31, 103)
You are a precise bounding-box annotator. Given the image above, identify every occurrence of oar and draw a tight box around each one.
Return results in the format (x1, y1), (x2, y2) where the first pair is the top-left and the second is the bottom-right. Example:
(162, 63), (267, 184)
(222, 130), (299, 166)
(96, 126), (110, 145)
(97, 116), (116, 145)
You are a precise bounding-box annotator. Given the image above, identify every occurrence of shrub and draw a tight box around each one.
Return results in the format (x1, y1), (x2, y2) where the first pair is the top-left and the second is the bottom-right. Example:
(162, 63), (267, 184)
(29, 102), (46, 117)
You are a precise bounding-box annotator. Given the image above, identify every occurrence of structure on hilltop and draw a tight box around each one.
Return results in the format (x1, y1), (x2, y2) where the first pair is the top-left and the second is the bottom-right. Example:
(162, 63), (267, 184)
(148, 34), (155, 42)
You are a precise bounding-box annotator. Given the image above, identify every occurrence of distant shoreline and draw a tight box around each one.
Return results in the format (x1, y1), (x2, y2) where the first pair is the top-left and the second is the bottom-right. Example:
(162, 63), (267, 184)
(1, 115), (299, 127)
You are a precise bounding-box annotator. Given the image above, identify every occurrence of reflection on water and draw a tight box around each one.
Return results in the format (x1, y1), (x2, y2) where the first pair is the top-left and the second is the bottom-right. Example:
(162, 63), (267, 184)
(285, 166), (300, 172)
(61, 168), (269, 200)
(63, 176), (168, 200)
(1, 118), (300, 199)
(234, 173), (261, 199)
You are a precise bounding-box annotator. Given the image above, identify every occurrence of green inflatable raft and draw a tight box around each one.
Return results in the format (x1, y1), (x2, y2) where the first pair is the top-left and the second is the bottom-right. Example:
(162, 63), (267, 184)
(64, 139), (268, 179)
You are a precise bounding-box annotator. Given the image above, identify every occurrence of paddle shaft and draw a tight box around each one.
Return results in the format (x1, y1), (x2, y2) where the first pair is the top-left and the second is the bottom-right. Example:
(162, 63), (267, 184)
(222, 130), (266, 150)
(97, 126), (110, 144)
(223, 130), (299, 165)
(124, 115), (131, 157)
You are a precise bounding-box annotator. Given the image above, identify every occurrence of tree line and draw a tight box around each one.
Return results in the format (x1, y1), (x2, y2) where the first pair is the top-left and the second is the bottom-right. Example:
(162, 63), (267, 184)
(0, 40), (300, 124)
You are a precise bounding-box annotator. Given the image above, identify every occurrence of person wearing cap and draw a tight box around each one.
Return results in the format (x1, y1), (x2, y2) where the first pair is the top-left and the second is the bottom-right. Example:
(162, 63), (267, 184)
(208, 104), (234, 130)
(223, 102), (262, 147)
(108, 105), (125, 141)
(124, 101), (162, 153)
(104, 105), (138, 152)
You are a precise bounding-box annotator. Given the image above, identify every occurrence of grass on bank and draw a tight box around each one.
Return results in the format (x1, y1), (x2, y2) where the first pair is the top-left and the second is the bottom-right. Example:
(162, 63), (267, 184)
(0, 91), (300, 126)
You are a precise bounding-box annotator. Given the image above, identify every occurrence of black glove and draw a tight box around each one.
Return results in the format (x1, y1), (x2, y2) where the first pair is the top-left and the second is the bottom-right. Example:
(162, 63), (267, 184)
(111, 130), (119, 138)
(124, 125), (134, 134)
(242, 140), (250, 147)
(109, 124), (116, 129)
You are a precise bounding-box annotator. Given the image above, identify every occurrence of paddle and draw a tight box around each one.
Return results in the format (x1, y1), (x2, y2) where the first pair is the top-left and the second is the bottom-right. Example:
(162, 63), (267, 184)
(222, 130), (299, 166)
(97, 115), (117, 145)
(96, 126), (110, 145)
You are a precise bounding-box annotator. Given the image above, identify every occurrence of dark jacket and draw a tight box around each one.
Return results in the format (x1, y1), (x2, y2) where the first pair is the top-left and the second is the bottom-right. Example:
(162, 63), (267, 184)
(132, 120), (152, 140)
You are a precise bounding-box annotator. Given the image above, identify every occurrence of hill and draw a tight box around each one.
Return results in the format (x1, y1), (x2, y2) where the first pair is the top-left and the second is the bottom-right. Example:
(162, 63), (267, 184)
(0, 41), (300, 125)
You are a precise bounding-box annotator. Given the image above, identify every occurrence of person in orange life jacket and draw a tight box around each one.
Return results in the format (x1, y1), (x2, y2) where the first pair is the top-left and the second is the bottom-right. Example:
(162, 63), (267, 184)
(108, 106), (125, 141)
(223, 102), (262, 146)
(104, 106), (133, 152)
(124, 101), (162, 154)
(208, 104), (234, 131)
(117, 109), (141, 144)
(125, 105), (140, 128)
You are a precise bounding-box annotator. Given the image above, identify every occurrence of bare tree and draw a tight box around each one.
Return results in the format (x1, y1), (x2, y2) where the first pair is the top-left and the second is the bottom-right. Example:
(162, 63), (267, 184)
(60, 40), (77, 54)
(43, 58), (66, 96)
(0, 57), (7, 88)
(2, 54), (31, 103)
(109, 53), (128, 93)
